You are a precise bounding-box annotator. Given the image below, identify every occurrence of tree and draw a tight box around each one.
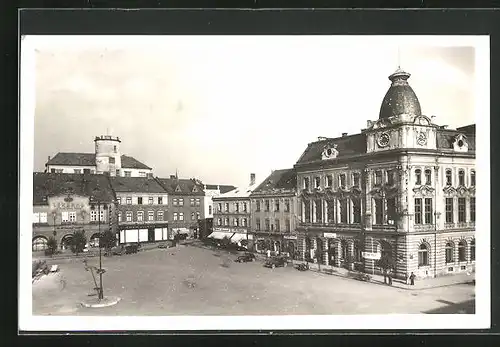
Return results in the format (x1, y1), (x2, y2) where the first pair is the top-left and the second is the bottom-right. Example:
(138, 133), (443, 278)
(99, 229), (117, 251)
(377, 254), (396, 282)
(46, 236), (58, 256)
(70, 230), (87, 255)
(221, 236), (231, 248)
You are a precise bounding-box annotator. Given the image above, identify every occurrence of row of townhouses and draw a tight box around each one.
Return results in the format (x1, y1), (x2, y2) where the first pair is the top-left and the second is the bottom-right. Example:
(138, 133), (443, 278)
(211, 68), (476, 280)
(32, 134), (235, 251)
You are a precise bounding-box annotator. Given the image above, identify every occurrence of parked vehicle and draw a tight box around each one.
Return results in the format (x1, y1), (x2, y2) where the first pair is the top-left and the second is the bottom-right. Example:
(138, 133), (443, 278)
(111, 245), (125, 256)
(235, 253), (256, 263)
(296, 262), (309, 271)
(264, 256), (289, 269)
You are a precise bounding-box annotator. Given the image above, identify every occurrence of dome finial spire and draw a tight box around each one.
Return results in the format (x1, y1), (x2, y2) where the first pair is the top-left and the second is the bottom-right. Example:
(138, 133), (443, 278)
(397, 46), (401, 69)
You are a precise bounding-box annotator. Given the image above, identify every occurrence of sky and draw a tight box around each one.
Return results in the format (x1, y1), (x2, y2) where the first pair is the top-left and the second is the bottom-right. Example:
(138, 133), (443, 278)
(31, 36), (479, 188)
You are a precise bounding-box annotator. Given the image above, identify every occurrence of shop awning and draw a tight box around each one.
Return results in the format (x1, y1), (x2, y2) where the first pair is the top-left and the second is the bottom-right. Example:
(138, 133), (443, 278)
(208, 232), (234, 240)
(230, 233), (247, 243)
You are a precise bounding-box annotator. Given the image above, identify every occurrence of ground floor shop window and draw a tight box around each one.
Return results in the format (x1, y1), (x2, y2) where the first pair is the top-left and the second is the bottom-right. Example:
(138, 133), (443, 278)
(418, 243), (429, 266)
(32, 236), (48, 251)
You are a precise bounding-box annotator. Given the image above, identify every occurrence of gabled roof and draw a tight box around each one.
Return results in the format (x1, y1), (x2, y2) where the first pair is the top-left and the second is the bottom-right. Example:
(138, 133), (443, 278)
(33, 172), (116, 205)
(436, 128), (476, 151)
(121, 155), (152, 170)
(109, 177), (167, 194)
(155, 177), (205, 196)
(251, 168), (297, 196)
(295, 133), (367, 165)
(217, 182), (258, 199)
(45, 152), (151, 170)
(203, 184), (237, 193)
(46, 153), (95, 167)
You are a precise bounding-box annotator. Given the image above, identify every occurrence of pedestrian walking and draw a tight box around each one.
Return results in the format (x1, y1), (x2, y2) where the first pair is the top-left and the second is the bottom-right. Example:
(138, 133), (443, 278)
(388, 270), (393, 286)
(266, 249), (271, 259)
(405, 272), (410, 285)
(410, 272), (416, 286)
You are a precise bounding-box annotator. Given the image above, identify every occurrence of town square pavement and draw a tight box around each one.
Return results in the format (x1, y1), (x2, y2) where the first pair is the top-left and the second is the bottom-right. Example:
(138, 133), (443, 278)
(32, 243), (475, 316)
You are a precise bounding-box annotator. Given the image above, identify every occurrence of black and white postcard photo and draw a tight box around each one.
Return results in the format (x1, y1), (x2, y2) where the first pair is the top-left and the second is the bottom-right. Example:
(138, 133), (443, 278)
(19, 35), (490, 331)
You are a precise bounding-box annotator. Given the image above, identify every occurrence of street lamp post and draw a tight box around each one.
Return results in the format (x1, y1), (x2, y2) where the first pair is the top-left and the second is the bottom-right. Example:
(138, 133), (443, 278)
(91, 199), (107, 301)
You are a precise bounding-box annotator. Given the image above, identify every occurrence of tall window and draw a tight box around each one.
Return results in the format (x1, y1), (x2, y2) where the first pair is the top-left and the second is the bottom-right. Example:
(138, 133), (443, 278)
(90, 210), (97, 222)
(126, 211), (132, 222)
(340, 199), (348, 224)
(224, 217), (229, 226)
(126, 197), (132, 205)
(265, 218), (270, 231)
(415, 169), (422, 185)
(471, 170), (476, 186)
(458, 240), (466, 261)
(458, 170), (465, 186)
(225, 203), (229, 212)
(265, 200), (270, 212)
(173, 198), (178, 206)
(285, 218), (290, 232)
(173, 212), (178, 221)
(445, 198), (454, 223)
(118, 212), (122, 222)
(314, 176), (321, 189)
(326, 175), (333, 187)
(179, 212), (184, 221)
(275, 219), (280, 232)
(117, 197), (121, 205)
(196, 212), (200, 220)
(218, 203), (222, 212)
(241, 218), (247, 227)
(69, 212), (77, 222)
(235, 202), (240, 212)
(137, 197), (143, 205)
(470, 239), (475, 261)
(179, 199), (184, 206)
(158, 197), (163, 205)
(424, 198), (433, 224)
(148, 211), (154, 221)
(148, 197), (154, 205)
(256, 218), (261, 230)
(352, 198), (361, 223)
(157, 211), (164, 221)
(190, 198), (195, 206)
(326, 200), (335, 223)
(209, 205), (212, 215)
(445, 242), (453, 263)
(196, 198), (200, 206)
(414, 198), (422, 224)
(315, 199), (322, 223)
(339, 174), (346, 187)
(284, 199), (290, 212)
(61, 211), (70, 223)
(386, 198), (396, 223)
(470, 197), (476, 222)
(137, 211), (144, 222)
(243, 202), (247, 212)
(304, 201), (311, 222)
(458, 197), (466, 222)
(425, 169), (432, 185)
(418, 244), (429, 266)
(386, 170), (394, 186)
(256, 201), (261, 212)
(234, 218), (239, 227)
(374, 199), (383, 225)
(275, 200), (280, 212)
(303, 177), (310, 190)
(353, 172), (360, 187)
(445, 169), (452, 185)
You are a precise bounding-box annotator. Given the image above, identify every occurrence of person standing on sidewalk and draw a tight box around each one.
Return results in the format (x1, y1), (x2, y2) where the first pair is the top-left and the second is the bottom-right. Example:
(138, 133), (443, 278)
(410, 272), (416, 286)
(266, 249), (271, 259)
(405, 272), (410, 285)
(388, 269), (393, 286)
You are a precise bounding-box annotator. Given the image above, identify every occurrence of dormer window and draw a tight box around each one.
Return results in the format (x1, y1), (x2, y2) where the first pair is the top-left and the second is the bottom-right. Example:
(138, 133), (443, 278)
(415, 169), (422, 185)
(314, 177), (321, 189)
(458, 169), (465, 186)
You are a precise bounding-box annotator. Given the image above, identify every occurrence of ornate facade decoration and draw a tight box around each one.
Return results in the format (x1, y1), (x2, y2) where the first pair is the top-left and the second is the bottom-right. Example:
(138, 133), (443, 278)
(321, 144), (339, 160)
(412, 185), (435, 196)
(452, 134), (469, 152)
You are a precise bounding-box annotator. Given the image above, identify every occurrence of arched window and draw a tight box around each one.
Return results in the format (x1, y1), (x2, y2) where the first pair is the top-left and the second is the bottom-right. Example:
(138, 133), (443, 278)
(445, 169), (452, 186)
(425, 169), (432, 185)
(458, 169), (465, 186)
(380, 241), (392, 260)
(470, 239), (475, 261)
(418, 243), (429, 267)
(458, 240), (466, 261)
(32, 237), (48, 251)
(415, 169), (422, 185)
(470, 170), (476, 187)
(445, 242), (454, 263)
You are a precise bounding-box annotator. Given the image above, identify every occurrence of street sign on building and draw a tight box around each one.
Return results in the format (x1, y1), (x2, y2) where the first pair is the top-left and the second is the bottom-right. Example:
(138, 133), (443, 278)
(323, 232), (337, 238)
(362, 252), (381, 260)
(284, 235), (297, 240)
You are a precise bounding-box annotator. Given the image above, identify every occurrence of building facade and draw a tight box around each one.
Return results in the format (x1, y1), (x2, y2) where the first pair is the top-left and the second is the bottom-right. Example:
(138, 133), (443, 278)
(109, 176), (170, 244)
(202, 184), (237, 219)
(211, 174), (258, 247)
(249, 169), (299, 257)
(32, 172), (117, 251)
(45, 134), (153, 177)
(156, 176), (205, 238)
(294, 68), (475, 279)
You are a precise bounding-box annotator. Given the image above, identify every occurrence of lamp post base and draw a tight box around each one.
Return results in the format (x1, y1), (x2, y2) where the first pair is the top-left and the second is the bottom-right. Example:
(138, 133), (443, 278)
(81, 295), (121, 308)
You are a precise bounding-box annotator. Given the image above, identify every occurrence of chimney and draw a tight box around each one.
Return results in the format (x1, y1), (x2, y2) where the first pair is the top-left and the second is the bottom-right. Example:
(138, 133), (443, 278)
(342, 132), (348, 137)
(47, 155), (50, 162)
(250, 173), (256, 186)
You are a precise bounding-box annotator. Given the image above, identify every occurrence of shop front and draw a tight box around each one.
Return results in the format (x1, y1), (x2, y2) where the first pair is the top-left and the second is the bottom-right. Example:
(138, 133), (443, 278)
(119, 223), (169, 244)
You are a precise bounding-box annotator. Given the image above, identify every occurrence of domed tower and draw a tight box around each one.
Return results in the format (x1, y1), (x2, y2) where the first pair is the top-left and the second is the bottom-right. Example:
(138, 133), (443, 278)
(365, 68), (436, 153)
(94, 135), (122, 176)
(379, 68), (422, 120)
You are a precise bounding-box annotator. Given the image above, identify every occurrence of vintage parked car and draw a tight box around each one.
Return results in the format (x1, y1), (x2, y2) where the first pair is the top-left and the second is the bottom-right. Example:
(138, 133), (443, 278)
(264, 256), (289, 269)
(235, 253), (256, 263)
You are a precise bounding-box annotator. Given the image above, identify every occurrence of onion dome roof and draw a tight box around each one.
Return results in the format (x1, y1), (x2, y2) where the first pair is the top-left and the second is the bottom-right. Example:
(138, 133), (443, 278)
(379, 68), (422, 120)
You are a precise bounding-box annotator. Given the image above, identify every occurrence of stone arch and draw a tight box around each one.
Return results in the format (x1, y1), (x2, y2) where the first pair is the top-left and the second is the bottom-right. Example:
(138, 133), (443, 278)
(60, 234), (74, 250)
(32, 236), (48, 252)
(89, 233), (101, 248)
(417, 239), (432, 267)
(457, 238), (467, 262)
